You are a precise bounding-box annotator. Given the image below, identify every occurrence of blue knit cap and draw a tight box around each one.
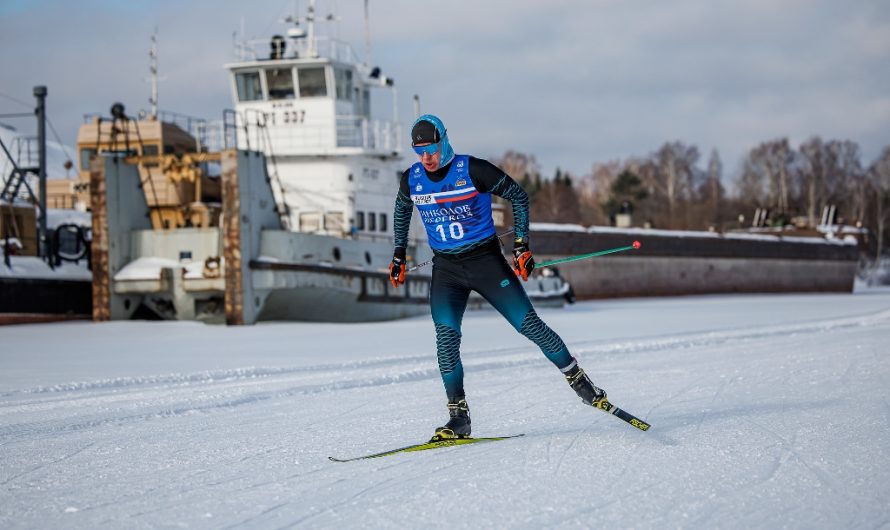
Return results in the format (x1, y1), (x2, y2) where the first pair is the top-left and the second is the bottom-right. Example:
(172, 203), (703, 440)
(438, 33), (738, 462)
(411, 114), (455, 167)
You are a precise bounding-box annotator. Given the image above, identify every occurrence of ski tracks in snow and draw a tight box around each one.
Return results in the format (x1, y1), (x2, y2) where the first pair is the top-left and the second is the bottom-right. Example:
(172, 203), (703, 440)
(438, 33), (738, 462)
(3, 305), (888, 468)
(5, 304), (888, 436)
(3, 302), (890, 528)
(1, 441), (97, 487)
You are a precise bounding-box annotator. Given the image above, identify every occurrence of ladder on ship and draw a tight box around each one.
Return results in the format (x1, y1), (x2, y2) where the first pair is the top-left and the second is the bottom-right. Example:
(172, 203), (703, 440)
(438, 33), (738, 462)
(0, 136), (39, 203)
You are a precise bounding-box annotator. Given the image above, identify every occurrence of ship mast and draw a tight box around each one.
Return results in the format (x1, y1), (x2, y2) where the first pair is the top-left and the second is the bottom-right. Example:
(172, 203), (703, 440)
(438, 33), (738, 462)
(363, 0), (372, 66)
(148, 29), (159, 119)
(306, 0), (317, 58)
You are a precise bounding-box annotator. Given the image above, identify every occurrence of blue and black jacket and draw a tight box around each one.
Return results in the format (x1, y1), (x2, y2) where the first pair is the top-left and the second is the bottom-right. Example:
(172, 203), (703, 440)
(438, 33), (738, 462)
(392, 156), (530, 258)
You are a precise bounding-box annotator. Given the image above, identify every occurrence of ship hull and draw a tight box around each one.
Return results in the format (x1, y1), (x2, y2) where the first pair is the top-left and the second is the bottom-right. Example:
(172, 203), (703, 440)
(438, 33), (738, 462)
(0, 256), (92, 325)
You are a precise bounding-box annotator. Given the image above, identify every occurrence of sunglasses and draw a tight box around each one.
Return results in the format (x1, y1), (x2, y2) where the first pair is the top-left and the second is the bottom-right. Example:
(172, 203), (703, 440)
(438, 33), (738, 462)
(413, 143), (440, 156)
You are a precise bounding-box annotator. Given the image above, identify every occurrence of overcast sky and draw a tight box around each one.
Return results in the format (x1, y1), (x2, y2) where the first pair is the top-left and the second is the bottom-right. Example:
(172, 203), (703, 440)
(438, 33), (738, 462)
(1, 0), (888, 183)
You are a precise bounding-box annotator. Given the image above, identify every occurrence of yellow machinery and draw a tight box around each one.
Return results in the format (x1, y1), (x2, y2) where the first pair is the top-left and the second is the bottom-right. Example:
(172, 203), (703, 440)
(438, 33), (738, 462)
(73, 113), (221, 229)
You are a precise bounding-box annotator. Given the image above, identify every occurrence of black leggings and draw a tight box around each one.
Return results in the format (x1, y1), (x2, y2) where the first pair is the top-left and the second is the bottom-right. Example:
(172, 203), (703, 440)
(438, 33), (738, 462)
(430, 247), (574, 399)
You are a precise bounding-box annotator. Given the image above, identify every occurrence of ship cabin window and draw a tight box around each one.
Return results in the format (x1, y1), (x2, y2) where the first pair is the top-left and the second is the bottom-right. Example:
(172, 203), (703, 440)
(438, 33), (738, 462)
(235, 71), (263, 102)
(298, 67), (328, 97)
(324, 212), (344, 231)
(300, 212), (320, 232)
(368, 212), (377, 231)
(355, 211), (365, 230)
(335, 68), (353, 101)
(265, 68), (295, 100)
(378, 213), (387, 232)
(362, 88), (371, 117)
(79, 148), (97, 171)
(142, 144), (160, 167)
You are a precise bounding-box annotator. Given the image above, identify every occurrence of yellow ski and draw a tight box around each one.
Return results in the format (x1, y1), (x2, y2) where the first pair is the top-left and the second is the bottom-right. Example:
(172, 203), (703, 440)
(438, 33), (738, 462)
(328, 434), (525, 463)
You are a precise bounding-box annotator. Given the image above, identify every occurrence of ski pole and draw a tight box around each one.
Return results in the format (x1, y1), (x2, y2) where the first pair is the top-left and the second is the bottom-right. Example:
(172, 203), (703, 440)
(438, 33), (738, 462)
(537, 240), (641, 268)
(407, 227), (516, 272)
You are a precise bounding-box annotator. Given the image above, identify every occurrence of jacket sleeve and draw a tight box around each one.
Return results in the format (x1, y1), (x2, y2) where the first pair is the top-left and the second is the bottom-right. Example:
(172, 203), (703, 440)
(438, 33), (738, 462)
(468, 157), (530, 241)
(392, 170), (414, 250)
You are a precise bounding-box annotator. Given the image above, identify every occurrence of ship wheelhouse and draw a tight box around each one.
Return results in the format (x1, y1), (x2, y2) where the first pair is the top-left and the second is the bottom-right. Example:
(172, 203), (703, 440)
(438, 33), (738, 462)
(229, 60), (386, 153)
(225, 33), (403, 242)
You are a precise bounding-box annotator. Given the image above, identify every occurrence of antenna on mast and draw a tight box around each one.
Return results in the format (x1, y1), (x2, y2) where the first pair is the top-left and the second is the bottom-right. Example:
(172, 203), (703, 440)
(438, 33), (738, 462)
(148, 29), (159, 118)
(363, 0), (372, 66)
(306, 0), (317, 58)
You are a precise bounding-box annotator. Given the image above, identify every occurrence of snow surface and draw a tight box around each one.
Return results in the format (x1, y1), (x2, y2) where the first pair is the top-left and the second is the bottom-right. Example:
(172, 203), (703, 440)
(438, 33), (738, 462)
(45, 208), (91, 230)
(0, 255), (91, 280)
(113, 257), (182, 281)
(2, 290), (890, 528)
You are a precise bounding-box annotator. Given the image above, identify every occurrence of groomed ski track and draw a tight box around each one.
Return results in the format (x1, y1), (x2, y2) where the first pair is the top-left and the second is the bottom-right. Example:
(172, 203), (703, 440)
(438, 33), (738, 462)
(2, 291), (889, 529)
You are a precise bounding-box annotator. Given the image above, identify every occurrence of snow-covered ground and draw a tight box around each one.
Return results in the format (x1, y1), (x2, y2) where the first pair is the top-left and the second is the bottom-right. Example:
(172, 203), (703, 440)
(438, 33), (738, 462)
(2, 290), (889, 529)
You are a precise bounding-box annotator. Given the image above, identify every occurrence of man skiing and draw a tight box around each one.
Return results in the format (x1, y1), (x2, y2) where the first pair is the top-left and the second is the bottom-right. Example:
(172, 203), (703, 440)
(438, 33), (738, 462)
(389, 114), (608, 441)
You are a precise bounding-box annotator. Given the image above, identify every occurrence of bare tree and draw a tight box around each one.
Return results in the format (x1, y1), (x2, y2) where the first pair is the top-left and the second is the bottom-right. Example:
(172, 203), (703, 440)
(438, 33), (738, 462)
(493, 135), (876, 237)
(577, 160), (622, 226)
(821, 140), (857, 210)
(868, 146), (890, 261)
(531, 168), (580, 223)
(735, 155), (766, 210)
(796, 138), (865, 226)
(492, 150), (542, 190)
(772, 139), (795, 216)
(798, 137), (829, 227)
(650, 142), (700, 228)
(758, 138), (795, 217)
(736, 138), (796, 224)
(491, 150), (544, 229)
(699, 149), (725, 228)
(831, 140), (865, 224)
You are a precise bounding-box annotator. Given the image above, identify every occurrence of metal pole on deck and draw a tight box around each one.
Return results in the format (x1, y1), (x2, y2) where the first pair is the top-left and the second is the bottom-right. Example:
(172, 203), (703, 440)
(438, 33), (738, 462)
(34, 85), (48, 260)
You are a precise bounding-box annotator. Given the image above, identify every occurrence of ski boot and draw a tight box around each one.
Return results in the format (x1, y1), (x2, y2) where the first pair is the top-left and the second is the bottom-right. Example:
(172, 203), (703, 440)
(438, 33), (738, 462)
(432, 398), (471, 441)
(564, 363), (609, 410)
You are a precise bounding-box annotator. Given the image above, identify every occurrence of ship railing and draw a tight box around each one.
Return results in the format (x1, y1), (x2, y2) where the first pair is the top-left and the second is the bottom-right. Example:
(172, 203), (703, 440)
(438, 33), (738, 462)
(224, 110), (400, 155)
(82, 110), (226, 153)
(200, 121), (227, 153)
(1, 135), (39, 173)
(335, 116), (401, 152)
(236, 36), (361, 66)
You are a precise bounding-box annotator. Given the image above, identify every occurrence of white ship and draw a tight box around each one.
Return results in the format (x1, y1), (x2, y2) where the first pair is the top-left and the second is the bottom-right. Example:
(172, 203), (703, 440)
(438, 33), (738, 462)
(220, 2), (435, 321)
(83, 1), (571, 325)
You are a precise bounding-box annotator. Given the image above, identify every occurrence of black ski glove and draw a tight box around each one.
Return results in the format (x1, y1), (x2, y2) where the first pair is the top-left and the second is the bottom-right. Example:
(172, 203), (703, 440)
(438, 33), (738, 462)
(390, 247), (407, 288)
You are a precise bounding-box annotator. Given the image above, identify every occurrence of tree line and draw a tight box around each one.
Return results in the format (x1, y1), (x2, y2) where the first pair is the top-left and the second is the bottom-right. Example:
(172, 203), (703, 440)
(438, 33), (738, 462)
(493, 138), (890, 259)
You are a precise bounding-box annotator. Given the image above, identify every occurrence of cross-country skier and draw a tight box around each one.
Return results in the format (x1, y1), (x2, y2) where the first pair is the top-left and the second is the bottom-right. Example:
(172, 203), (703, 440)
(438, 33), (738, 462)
(389, 114), (608, 440)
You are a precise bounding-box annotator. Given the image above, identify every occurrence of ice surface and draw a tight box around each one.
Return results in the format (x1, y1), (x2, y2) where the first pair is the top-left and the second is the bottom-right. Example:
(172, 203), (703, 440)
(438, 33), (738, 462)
(2, 290), (889, 528)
